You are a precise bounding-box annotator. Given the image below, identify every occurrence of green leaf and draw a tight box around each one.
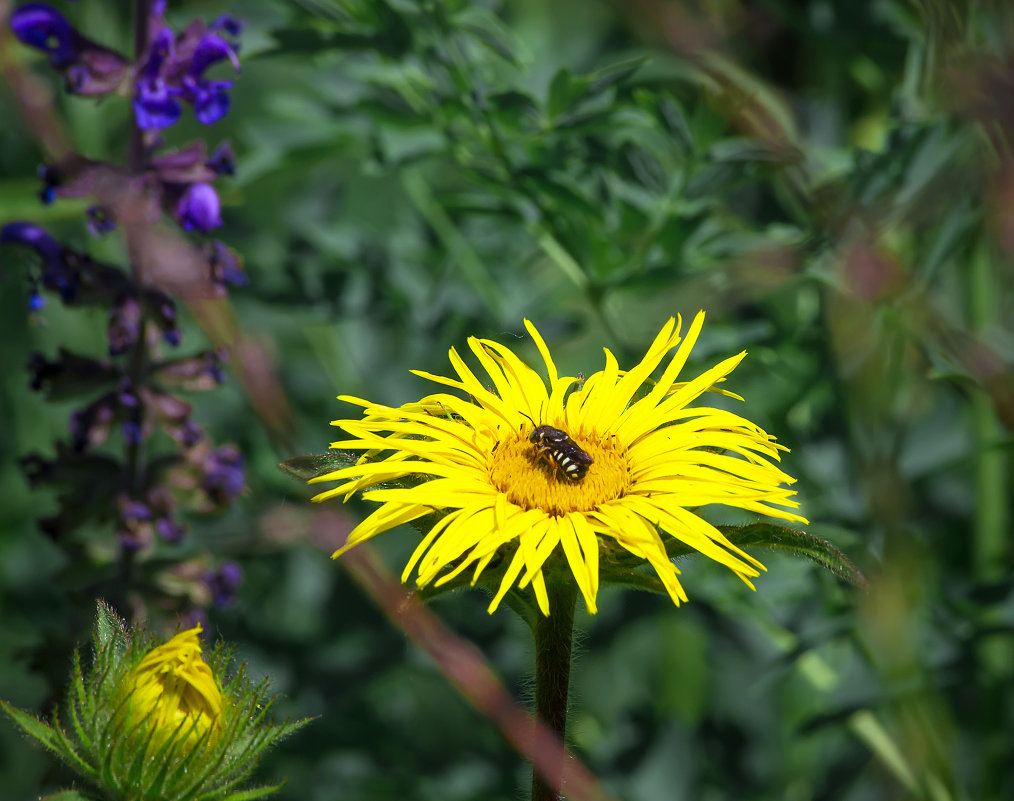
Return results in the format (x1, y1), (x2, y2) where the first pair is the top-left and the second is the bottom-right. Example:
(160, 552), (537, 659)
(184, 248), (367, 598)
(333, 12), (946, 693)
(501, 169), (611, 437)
(40, 791), (100, 801)
(656, 94), (694, 152)
(278, 451), (358, 481)
(712, 523), (867, 588)
(709, 137), (803, 164)
(0, 700), (64, 754)
(93, 600), (126, 653)
(455, 6), (524, 66)
(585, 56), (647, 96)
(547, 67), (587, 120)
(213, 781), (288, 801)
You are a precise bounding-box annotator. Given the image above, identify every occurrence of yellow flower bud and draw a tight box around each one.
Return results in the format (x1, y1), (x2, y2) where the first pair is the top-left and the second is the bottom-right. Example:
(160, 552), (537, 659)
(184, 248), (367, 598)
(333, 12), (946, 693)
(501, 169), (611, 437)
(121, 624), (223, 751)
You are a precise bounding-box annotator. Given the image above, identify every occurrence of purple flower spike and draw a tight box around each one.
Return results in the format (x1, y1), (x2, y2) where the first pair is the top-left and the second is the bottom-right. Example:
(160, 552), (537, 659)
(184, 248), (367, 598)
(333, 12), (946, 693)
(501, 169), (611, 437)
(205, 561), (242, 607)
(11, 3), (77, 68)
(28, 291), (46, 311)
(176, 182), (222, 232)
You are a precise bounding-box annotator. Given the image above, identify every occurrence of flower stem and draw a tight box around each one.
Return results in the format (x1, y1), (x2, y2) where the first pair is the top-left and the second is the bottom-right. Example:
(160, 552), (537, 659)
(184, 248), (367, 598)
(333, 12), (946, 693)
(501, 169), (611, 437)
(531, 580), (577, 801)
(117, 0), (152, 602)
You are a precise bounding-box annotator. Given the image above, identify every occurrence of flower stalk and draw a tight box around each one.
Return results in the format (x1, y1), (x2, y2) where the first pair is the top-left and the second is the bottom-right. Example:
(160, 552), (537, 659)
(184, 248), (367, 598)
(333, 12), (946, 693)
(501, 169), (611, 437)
(531, 575), (577, 801)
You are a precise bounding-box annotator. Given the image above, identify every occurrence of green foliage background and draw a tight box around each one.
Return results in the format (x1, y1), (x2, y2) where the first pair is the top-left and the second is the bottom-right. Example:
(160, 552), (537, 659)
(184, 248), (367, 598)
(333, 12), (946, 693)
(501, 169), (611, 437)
(1, 0), (1012, 799)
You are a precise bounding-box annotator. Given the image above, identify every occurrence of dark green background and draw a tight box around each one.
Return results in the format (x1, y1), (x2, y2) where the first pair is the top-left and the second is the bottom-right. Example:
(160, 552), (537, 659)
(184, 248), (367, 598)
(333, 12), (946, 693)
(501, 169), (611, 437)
(1, 1), (1012, 799)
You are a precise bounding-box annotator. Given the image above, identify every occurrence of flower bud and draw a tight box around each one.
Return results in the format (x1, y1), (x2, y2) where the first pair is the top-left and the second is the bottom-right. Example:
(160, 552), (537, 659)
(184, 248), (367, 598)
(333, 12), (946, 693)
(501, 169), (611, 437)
(0, 603), (309, 801)
(176, 182), (223, 232)
(119, 624), (223, 752)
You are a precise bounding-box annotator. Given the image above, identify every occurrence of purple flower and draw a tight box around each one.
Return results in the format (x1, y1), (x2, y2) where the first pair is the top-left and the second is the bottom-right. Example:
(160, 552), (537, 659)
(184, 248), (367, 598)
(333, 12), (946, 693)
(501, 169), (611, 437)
(156, 516), (185, 544)
(107, 294), (142, 355)
(121, 501), (151, 522)
(132, 19), (242, 129)
(204, 561), (242, 607)
(204, 445), (244, 503)
(85, 205), (116, 237)
(133, 27), (180, 129)
(1, 221), (77, 301)
(118, 531), (143, 552)
(1, 221), (61, 261)
(180, 607), (208, 631)
(38, 164), (61, 204)
(69, 394), (116, 451)
(141, 287), (181, 346)
(207, 240), (247, 292)
(178, 420), (203, 447)
(175, 182), (222, 232)
(10, 3), (76, 67)
(210, 15), (244, 38)
(10, 3), (129, 95)
(206, 142), (235, 176)
(180, 32), (241, 125)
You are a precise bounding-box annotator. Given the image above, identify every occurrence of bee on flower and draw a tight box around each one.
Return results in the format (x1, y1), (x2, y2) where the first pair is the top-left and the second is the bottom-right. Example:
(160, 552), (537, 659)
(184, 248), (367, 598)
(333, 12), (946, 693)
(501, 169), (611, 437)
(312, 312), (807, 616)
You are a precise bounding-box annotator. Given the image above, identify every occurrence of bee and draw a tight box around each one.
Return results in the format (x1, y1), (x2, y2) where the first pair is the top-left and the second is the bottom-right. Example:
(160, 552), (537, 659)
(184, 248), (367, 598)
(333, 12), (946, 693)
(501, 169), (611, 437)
(523, 416), (593, 482)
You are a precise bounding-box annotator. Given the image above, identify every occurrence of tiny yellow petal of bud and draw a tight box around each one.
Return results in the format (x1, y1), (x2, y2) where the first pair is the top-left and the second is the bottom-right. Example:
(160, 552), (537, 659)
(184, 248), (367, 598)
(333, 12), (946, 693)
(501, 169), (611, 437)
(120, 624), (223, 751)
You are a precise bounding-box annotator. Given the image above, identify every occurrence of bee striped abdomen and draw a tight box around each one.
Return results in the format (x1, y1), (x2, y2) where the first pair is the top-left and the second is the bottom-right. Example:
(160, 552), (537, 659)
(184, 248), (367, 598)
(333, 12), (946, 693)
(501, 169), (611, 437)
(528, 424), (593, 482)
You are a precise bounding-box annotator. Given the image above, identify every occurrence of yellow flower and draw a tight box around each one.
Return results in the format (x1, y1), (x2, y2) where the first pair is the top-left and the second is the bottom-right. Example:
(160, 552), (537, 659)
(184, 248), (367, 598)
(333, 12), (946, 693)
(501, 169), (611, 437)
(121, 624), (223, 750)
(313, 313), (807, 615)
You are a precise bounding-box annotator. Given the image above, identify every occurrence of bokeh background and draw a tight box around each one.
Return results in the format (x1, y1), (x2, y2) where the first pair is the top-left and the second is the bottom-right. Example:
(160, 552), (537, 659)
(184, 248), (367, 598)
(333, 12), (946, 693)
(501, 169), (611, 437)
(2, 1), (1013, 799)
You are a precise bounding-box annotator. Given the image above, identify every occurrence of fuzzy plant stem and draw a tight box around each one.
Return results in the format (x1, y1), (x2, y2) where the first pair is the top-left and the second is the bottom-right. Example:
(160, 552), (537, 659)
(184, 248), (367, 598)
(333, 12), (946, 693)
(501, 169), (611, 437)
(117, 0), (152, 602)
(531, 580), (577, 801)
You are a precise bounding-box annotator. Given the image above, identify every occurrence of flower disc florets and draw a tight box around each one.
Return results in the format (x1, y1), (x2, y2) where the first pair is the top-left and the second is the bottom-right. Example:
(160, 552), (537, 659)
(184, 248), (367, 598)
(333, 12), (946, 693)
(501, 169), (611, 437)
(313, 312), (807, 616)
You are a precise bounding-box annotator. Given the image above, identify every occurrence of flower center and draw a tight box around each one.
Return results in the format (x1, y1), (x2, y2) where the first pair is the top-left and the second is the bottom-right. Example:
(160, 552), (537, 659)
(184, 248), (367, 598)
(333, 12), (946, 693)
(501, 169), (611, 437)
(489, 428), (629, 516)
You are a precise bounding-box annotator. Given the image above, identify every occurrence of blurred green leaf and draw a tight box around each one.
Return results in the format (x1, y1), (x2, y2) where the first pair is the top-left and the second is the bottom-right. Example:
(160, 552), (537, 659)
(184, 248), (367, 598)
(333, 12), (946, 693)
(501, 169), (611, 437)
(455, 6), (524, 66)
(712, 523), (867, 588)
(279, 452), (358, 481)
(0, 701), (62, 755)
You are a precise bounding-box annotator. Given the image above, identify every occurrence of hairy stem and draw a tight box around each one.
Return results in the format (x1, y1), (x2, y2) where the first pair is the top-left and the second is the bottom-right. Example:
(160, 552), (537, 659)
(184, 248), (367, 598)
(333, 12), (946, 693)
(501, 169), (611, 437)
(117, 0), (152, 600)
(531, 580), (577, 801)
